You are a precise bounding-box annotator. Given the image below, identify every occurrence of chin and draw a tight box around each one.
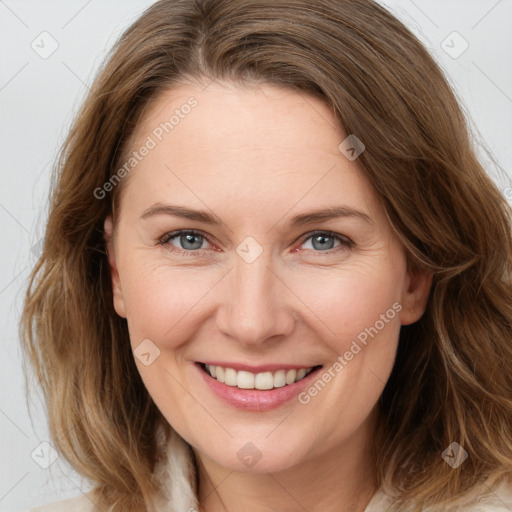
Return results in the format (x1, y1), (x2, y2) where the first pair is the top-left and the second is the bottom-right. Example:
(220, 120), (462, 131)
(193, 432), (312, 474)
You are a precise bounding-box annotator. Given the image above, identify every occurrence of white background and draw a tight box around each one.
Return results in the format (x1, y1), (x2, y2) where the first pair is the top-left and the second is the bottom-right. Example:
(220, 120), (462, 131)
(1, 1), (511, 510)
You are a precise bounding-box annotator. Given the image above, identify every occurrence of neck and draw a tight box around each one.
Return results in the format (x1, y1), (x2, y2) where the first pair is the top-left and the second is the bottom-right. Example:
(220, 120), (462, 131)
(194, 407), (380, 512)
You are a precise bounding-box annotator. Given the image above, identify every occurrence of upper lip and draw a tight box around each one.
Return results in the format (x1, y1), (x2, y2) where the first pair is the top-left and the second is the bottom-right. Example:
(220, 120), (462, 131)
(198, 361), (322, 373)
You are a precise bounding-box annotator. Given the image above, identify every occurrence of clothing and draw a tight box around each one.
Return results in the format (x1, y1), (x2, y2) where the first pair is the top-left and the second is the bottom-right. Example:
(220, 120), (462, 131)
(28, 430), (512, 511)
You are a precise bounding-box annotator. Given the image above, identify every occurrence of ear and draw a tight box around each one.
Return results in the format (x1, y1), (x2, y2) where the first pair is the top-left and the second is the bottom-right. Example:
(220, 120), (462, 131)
(104, 216), (127, 318)
(399, 263), (433, 326)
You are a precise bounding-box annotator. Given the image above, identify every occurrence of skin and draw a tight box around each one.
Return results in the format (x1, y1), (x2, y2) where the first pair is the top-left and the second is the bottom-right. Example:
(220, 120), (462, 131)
(104, 79), (432, 512)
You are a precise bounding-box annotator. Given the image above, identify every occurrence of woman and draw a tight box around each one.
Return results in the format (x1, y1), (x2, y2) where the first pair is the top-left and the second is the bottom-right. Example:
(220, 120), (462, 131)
(21, 0), (512, 511)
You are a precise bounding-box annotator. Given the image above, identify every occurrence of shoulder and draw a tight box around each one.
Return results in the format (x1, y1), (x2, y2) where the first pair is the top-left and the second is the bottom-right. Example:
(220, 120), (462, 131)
(365, 479), (512, 511)
(28, 493), (98, 512)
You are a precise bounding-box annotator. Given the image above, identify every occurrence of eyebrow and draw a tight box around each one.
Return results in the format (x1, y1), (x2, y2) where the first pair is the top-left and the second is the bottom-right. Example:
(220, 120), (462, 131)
(140, 203), (373, 226)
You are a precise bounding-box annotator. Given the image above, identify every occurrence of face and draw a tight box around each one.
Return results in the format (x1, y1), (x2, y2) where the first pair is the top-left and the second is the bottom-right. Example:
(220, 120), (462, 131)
(105, 80), (431, 474)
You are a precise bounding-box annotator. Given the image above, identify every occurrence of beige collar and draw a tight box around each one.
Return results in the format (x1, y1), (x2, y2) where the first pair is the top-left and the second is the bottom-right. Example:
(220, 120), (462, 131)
(153, 428), (199, 511)
(152, 429), (512, 511)
(152, 429), (392, 511)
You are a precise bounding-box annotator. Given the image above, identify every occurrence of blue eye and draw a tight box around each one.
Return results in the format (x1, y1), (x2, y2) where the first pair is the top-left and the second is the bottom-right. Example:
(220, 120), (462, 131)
(159, 230), (211, 254)
(299, 231), (352, 253)
(158, 229), (353, 256)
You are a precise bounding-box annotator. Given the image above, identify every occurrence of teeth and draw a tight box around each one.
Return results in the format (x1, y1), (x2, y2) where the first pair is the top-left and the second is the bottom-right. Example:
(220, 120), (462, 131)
(237, 370), (254, 389)
(285, 369), (297, 385)
(255, 372), (274, 390)
(224, 368), (237, 386)
(273, 370), (286, 388)
(204, 364), (314, 390)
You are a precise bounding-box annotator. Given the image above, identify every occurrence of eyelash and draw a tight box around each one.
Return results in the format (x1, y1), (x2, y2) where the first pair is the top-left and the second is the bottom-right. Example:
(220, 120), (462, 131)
(158, 229), (354, 256)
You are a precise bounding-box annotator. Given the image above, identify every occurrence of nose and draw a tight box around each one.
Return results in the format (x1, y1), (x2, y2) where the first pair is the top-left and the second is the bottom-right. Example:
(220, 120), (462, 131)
(215, 250), (295, 348)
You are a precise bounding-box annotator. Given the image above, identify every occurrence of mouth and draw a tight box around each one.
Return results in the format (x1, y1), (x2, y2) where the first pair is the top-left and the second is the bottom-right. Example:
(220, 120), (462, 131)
(198, 362), (323, 391)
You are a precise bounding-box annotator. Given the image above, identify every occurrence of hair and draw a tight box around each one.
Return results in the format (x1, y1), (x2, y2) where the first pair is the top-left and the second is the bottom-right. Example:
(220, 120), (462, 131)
(20, 0), (512, 511)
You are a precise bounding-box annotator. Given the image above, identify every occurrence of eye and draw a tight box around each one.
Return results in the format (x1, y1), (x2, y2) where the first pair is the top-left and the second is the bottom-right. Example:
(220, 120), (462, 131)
(297, 231), (353, 253)
(159, 230), (213, 255)
(158, 229), (353, 256)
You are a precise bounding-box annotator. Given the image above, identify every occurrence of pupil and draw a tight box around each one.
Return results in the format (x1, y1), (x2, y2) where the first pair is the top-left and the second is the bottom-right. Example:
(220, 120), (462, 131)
(313, 235), (333, 250)
(183, 234), (202, 250)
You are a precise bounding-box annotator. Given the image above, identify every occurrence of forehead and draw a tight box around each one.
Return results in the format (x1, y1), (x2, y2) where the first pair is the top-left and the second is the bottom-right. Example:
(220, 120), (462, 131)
(134, 80), (344, 153)
(119, 80), (379, 220)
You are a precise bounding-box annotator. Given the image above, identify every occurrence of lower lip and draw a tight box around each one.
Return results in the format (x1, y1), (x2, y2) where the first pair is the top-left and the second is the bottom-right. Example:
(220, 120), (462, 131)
(196, 363), (322, 411)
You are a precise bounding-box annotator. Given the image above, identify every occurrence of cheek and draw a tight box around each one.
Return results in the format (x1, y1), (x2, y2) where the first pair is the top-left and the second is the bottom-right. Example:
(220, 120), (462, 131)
(291, 257), (406, 354)
(290, 260), (404, 445)
(120, 258), (219, 349)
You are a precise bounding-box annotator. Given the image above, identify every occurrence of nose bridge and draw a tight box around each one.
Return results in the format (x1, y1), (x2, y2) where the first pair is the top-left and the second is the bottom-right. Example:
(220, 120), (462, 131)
(217, 250), (294, 346)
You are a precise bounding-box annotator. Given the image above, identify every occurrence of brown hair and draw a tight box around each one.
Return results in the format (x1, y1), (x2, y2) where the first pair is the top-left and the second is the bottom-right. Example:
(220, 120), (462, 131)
(20, 0), (512, 510)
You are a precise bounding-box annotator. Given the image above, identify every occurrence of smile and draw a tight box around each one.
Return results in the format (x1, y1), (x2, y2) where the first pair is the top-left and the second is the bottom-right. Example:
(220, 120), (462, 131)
(201, 363), (318, 390)
(197, 362), (323, 411)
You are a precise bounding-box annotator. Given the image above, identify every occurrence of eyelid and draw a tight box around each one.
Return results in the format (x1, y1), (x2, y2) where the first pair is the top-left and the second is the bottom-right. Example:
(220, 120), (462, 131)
(159, 229), (205, 243)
